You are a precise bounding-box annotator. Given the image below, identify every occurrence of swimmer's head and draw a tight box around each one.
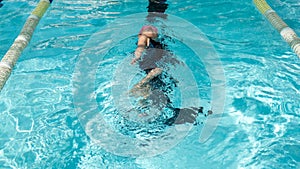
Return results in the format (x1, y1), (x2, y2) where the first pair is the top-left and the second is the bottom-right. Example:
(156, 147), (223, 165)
(139, 25), (158, 38)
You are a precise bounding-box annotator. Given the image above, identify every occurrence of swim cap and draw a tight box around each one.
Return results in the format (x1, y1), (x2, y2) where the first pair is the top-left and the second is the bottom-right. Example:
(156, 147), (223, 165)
(139, 25), (158, 35)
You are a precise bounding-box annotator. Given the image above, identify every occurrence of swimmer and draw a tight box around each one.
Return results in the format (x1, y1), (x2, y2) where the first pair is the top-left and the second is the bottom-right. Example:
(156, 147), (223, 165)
(130, 25), (163, 94)
(129, 25), (212, 125)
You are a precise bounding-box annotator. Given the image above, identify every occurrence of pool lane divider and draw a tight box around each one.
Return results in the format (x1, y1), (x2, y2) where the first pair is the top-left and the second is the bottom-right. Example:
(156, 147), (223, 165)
(0, 0), (53, 91)
(253, 0), (300, 58)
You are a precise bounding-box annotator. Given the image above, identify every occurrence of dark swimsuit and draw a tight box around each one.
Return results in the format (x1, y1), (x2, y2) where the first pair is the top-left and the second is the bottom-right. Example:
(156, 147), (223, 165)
(137, 37), (202, 125)
(139, 38), (166, 71)
(138, 36), (173, 93)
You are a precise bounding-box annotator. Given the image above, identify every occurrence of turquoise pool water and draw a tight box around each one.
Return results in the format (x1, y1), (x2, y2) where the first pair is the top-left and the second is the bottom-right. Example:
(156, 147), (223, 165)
(0, 0), (300, 168)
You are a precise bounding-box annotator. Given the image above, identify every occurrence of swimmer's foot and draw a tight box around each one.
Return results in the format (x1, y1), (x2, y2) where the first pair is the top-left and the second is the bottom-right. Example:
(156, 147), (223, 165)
(138, 113), (149, 117)
(205, 110), (213, 117)
(173, 108), (199, 125)
(192, 107), (213, 116)
(165, 107), (212, 125)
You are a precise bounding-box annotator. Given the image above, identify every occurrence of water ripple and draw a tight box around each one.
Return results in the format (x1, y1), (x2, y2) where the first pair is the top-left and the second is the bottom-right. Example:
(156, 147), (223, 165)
(1, 0), (300, 168)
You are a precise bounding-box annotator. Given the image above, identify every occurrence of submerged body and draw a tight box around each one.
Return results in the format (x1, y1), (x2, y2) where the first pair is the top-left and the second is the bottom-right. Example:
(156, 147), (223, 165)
(130, 25), (208, 125)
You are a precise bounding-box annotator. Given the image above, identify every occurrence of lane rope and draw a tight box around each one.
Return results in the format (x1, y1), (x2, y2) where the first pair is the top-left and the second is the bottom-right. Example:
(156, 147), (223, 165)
(0, 0), (53, 91)
(253, 0), (300, 58)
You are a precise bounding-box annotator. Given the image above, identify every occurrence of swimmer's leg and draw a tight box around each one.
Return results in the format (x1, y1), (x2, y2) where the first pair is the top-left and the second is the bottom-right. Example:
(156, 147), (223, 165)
(129, 68), (162, 97)
(164, 107), (204, 125)
(128, 83), (151, 99)
(134, 68), (162, 88)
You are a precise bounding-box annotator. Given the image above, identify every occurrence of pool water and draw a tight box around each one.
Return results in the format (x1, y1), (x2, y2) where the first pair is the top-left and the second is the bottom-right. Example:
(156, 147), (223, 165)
(0, 0), (300, 168)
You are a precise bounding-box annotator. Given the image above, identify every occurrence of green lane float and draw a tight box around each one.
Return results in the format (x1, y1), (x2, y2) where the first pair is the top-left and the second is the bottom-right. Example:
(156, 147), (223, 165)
(253, 0), (300, 58)
(0, 0), (53, 91)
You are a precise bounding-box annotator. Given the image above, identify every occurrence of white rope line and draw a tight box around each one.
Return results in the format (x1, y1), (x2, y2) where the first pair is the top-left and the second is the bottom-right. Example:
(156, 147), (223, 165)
(0, 62), (12, 70)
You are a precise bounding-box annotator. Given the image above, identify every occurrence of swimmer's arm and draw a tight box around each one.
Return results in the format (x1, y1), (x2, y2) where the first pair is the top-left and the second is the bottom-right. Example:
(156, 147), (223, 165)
(135, 68), (162, 87)
(131, 35), (148, 64)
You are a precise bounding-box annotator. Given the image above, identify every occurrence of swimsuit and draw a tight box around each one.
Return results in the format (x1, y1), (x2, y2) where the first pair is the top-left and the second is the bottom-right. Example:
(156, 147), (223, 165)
(136, 35), (202, 126)
(138, 37), (166, 71)
(138, 36), (173, 93)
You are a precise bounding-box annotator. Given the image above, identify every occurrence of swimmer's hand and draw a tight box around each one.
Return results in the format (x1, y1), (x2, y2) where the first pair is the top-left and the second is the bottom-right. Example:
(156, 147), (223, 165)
(131, 57), (138, 64)
(131, 52), (142, 64)
(131, 47), (143, 64)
